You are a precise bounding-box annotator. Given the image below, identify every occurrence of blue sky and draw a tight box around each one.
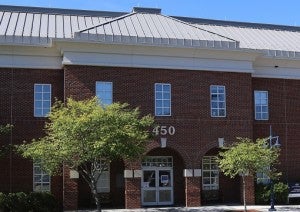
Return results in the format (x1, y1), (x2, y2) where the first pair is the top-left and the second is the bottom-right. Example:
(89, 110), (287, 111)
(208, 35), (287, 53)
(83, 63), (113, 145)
(2, 0), (300, 26)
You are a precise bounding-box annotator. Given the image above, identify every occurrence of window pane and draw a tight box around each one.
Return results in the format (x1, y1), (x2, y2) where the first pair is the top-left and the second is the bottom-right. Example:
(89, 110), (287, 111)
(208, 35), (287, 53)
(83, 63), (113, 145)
(163, 108), (170, 115)
(34, 109), (43, 117)
(163, 92), (170, 99)
(156, 92), (163, 99)
(35, 101), (43, 108)
(35, 85), (43, 92)
(156, 100), (162, 107)
(155, 84), (162, 91)
(156, 108), (163, 115)
(43, 85), (51, 92)
(163, 84), (170, 91)
(43, 101), (51, 108)
(211, 86), (217, 93)
(256, 106), (261, 112)
(163, 100), (170, 107)
(34, 93), (43, 100)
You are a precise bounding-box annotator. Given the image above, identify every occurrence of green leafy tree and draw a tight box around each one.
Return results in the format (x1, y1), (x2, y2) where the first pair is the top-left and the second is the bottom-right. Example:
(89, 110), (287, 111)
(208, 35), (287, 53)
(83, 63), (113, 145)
(218, 138), (279, 212)
(0, 124), (13, 158)
(17, 97), (154, 211)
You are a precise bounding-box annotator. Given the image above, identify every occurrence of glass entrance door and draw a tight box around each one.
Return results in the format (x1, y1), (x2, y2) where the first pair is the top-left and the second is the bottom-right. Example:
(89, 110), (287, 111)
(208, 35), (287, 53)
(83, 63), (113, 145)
(141, 156), (173, 206)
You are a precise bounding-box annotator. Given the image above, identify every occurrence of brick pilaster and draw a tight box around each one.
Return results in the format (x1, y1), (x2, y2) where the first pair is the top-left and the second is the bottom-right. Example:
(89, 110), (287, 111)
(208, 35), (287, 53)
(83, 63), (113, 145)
(240, 176), (255, 205)
(63, 166), (79, 210)
(185, 177), (201, 207)
(125, 178), (141, 209)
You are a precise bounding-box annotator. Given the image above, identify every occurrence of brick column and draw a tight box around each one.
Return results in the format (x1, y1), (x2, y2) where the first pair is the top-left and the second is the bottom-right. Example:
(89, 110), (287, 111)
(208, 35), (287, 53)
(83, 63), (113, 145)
(125, 177), (141, 209)
(63, 166), (79, 210)
(185, 176), (201, 207)
(240, 176), (255, 205)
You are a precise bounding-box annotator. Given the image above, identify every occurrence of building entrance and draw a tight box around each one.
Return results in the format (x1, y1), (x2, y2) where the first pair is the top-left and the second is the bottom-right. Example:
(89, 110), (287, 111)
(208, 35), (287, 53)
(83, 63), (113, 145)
(141, 156), (173, 206)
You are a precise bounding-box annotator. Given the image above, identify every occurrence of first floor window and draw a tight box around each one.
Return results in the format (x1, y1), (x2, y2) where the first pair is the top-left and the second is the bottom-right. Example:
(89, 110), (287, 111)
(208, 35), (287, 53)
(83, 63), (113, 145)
(96, 161), (110, 193)
(34, 84), (51, 117)
(256, 172), (270, 184)
(33, 162), (50, 192)
(210, 85), (226, 117)
(202, 156), (219, 190)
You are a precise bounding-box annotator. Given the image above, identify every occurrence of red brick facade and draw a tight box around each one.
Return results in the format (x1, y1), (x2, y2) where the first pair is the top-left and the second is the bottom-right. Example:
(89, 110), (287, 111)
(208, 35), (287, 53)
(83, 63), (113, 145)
(0, 65), (299, 209)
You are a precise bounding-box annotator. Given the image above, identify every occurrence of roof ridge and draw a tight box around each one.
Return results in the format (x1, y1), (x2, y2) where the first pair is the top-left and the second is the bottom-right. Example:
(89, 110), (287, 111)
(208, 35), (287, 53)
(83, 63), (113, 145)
(78, 12), (136, 33)
(163, 14), (238, 43)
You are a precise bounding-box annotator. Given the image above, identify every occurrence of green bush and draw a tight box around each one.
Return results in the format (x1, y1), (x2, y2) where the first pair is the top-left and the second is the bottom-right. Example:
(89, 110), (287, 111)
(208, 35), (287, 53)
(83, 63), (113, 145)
(0, 192), (58, 212)
(28, 192), (58, 212)
(6, 192), (29, 212)
(0, 192), (7, 211)
(255, 182), (289, 205)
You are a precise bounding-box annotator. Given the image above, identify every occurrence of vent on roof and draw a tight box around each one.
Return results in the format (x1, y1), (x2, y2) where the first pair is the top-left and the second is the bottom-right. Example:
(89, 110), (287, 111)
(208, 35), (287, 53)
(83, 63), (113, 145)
(132, 7), (161, 14)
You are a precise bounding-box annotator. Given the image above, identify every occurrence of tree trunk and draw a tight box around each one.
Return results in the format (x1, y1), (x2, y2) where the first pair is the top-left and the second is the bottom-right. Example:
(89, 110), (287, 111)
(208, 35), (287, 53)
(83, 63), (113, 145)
(91, 183), (102, 212)
(242, 175), (247, 212)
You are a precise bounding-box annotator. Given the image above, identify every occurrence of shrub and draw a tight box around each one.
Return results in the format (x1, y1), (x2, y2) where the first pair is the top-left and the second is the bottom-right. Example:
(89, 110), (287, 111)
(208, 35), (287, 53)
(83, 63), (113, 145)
(28, 192), (58, 212)
(0, 192), (7, 211)
(6, 192), (29, 212)
(255, 182), (289, 205)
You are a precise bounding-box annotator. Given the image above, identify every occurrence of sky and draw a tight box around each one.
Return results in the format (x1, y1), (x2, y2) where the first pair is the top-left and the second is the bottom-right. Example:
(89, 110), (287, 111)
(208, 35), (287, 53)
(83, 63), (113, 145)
(1, 0), (300, 26)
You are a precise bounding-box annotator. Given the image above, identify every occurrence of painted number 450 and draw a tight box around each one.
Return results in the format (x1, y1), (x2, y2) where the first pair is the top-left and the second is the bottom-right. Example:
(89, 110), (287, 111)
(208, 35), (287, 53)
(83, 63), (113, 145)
(153, 126), (175, 136)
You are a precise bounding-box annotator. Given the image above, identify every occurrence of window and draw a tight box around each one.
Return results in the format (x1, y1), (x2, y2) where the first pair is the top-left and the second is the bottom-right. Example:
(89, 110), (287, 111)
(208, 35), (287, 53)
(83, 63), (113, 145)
(34, 84), (51, 117)
(155, 83), (171, 116)
(33, 162), (50, 192)
(210, 85), (226, 117)
(254, 91), (269, 120)
(96, 161), (110, 193)
(256, 172), (270, 185)
(202, 156), (219, 190)
(96, 81), (113, 105)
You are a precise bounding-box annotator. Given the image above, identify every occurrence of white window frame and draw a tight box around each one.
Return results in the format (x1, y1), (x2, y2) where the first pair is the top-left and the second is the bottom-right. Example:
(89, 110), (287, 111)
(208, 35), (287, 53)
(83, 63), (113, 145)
(96, 161), (110, 193)
(254, 90), (269, 120)
(202, 156), (219, 191)
(96, 81), (113, 106)
(155, 83), (171, 116)
(210, 85), (226, 117)
(34, 84), (51, 117)
(33, 162), (50, 192)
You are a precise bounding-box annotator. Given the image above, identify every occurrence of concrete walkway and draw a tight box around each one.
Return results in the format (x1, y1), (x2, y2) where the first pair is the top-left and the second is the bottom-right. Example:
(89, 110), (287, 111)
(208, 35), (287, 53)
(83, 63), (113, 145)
(69, 205), (300, 212)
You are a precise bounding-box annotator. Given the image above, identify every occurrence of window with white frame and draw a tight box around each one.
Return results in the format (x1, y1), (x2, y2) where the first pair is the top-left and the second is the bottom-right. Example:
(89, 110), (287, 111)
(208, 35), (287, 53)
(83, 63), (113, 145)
(33, 162), (50, 192)
(95, 161), (110, 193)
(34, 84), (51, 117)
(202, 156), (219, 190)
(254, 91), (269, 120)
(210, 85), (226, 117)
(155, 83), (171, 116)
(256, 172), (270, 185)
(96, 81), (113, 105)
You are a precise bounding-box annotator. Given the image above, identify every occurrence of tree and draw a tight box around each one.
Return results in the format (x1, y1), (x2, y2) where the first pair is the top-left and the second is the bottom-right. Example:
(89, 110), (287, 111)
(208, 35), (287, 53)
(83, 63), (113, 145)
(218, 138), (279, 212)
(0, 124), (13, 158)
(17, 97), (154, 211)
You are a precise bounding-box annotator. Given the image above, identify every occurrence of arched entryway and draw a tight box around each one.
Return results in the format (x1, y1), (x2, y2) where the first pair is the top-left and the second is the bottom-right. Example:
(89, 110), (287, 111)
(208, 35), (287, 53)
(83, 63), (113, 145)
(141, 147), (185, 206)
(201, 147), (240, 204)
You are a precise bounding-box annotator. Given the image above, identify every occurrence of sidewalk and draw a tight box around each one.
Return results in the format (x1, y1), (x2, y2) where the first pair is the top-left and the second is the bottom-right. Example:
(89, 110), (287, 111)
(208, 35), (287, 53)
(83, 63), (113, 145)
(70, 205), (300, 212)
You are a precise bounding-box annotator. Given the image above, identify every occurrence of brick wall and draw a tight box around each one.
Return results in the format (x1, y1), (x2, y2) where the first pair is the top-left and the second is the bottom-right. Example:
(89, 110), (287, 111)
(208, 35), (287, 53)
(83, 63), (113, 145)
(64, 65), (254, 206)
(253, 78), (300, 183)
(0, 68), (64, 205)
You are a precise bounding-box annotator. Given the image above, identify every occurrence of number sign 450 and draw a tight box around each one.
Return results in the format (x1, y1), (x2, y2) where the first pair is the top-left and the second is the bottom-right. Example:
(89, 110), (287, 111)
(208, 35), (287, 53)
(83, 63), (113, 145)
(153, 126), (175, 136)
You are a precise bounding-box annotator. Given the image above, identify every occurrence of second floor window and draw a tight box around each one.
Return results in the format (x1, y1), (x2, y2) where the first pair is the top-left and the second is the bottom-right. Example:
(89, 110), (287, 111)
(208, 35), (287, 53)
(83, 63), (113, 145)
(254, 91), (269, 120)
(34, 84), (51, 117)
(155, 83), (171, 116)
(210, 85), (226, 117)
(96, 81), (113, 105)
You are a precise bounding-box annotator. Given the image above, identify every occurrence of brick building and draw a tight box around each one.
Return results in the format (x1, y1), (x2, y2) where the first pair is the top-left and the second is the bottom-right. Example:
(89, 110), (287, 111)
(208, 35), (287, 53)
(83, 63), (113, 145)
(0, 4), (300, 210)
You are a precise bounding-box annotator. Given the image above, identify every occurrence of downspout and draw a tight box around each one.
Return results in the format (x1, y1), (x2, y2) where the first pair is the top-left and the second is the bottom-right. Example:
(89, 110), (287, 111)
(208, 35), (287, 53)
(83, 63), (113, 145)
(9, 46), (14, 193)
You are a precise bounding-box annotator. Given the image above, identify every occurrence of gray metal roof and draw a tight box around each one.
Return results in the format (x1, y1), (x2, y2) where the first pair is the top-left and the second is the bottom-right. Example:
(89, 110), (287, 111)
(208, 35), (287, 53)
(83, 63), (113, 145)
(2, 4), (300, 57)
(0, 5), (116, 45)
(75, 12), (238, 49)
